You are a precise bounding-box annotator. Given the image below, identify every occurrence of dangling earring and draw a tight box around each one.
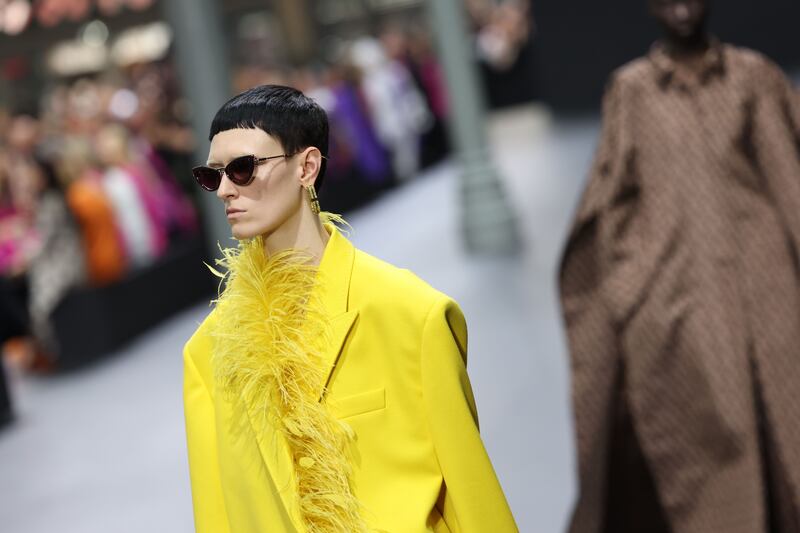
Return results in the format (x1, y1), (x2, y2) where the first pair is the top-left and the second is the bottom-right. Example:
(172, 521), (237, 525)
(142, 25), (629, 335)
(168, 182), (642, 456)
(305, 184), (321, 215)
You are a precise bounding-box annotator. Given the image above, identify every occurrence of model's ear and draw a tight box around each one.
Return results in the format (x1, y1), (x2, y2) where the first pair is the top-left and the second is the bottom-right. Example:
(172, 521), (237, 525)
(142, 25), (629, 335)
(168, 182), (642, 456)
(298, 146), (322, 189)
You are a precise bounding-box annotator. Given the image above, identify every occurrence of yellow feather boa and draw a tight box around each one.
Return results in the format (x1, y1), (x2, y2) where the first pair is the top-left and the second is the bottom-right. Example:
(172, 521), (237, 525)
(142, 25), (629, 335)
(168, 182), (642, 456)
(208, 214), (369, 533)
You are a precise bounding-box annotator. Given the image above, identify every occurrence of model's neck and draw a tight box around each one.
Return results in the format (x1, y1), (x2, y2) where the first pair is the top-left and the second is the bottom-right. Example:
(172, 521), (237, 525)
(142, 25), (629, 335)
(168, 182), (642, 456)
(662, 32), (710, 58)
(262, 207), (329, 265)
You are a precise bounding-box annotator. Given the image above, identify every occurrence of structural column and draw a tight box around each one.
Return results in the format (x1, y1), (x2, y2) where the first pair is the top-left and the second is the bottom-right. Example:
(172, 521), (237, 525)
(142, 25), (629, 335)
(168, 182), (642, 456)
(426, 0), (520, 254)
(274, 0), (316, 64)
(161, 0), (231, 253)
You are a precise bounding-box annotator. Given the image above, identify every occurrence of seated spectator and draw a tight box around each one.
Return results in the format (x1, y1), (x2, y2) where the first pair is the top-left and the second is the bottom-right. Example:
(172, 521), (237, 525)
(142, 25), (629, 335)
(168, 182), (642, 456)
(95, 123), (164, 268)
(57, 137), (127, 286)
(22, 154), (86, 363)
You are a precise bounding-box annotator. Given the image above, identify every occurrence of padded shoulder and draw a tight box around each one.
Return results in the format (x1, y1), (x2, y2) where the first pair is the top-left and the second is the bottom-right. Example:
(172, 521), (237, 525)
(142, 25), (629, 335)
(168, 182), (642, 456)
(350, 249), (453, 313)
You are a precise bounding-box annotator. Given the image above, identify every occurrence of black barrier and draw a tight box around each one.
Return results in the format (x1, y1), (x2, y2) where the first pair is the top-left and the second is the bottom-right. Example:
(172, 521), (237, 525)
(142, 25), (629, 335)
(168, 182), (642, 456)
(52, 237), (216, 371)
(0, 360), (11, 428)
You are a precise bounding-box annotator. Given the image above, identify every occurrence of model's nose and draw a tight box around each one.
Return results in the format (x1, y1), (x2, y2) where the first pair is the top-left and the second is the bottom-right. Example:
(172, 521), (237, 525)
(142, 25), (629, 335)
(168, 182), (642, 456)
(216, 173), (237, 200)
(673, 4), (690, 21)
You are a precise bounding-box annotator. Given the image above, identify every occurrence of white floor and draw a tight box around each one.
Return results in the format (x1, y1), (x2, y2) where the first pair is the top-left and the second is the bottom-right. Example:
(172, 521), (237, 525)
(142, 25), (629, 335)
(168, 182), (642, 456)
(0, 108), (600, 533)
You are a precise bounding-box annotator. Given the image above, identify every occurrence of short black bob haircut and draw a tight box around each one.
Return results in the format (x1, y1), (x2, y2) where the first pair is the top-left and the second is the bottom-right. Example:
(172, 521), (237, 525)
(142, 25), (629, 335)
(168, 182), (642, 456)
(209, 84), (329, 192)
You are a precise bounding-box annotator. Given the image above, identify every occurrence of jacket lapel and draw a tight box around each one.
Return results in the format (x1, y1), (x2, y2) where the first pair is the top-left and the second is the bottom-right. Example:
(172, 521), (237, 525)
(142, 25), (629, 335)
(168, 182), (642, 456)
(315, 225), (358, 400)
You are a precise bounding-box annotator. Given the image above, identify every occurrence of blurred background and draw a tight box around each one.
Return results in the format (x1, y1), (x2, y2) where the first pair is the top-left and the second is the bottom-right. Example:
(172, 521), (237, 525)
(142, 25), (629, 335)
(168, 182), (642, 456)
(0, 0), (797, 532)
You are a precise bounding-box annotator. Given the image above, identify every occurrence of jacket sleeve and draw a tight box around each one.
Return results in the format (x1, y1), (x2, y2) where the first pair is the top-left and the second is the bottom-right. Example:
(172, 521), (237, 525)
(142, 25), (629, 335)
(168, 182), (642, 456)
(420, 296), (518, 533)
(184, 343), (231, 533)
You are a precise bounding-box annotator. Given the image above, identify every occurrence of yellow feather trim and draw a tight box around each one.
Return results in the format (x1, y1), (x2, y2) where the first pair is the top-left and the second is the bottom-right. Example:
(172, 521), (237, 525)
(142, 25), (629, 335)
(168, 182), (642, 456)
(209, 213), (369, 533)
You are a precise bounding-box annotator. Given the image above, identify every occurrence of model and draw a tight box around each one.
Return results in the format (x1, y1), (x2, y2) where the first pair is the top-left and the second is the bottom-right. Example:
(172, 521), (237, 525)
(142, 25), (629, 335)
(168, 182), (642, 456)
(183, 85), (517, 533)
(559, 1), (800, 531)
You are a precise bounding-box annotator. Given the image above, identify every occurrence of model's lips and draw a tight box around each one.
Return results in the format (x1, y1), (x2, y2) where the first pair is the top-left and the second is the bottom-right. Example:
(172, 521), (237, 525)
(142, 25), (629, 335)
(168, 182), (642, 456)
(671, 20), (697, 34)
(226, 208), (245, 219)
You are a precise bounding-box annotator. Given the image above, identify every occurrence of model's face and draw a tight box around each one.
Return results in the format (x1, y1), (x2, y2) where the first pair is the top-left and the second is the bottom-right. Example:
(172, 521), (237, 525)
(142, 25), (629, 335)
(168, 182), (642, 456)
(650, 0), (708, 40)
(208, 128), (303, 241)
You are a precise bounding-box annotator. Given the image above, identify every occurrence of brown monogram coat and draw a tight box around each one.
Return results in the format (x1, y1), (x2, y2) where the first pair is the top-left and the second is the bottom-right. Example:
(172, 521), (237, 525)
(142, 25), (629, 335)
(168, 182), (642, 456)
(560, 42), (800, 533)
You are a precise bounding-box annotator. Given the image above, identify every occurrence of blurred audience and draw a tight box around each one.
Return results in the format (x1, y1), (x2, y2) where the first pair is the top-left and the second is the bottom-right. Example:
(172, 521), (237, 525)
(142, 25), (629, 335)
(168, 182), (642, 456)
(235, 21), (454, 211)
(350, 36), (432, 181)
(25, 154), (86, 364)
(58, 136), (126, 285)
(467, 0), (533, 72)
(0, 62), (200, 370)
(0, 20), (459, 370)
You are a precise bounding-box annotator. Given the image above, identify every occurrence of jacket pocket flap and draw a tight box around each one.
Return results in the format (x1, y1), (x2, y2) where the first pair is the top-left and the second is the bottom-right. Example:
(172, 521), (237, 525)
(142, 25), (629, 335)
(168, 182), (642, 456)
(329, 388), (385, 419)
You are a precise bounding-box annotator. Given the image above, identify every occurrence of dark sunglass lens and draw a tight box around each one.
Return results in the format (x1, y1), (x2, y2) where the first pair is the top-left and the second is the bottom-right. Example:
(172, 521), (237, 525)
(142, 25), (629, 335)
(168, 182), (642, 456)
(226, 156), (255, 185)
(192, 167), (221, 191)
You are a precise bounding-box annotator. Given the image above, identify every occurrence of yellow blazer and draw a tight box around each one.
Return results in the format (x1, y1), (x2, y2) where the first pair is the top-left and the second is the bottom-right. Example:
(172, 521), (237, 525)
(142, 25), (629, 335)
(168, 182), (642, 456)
(183, 226), (517, 532)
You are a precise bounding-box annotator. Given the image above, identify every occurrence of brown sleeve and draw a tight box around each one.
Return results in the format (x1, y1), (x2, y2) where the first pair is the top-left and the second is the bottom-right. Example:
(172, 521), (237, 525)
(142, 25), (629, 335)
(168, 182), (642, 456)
(559, 75), (630, 533)
(750, 61), (800, 251)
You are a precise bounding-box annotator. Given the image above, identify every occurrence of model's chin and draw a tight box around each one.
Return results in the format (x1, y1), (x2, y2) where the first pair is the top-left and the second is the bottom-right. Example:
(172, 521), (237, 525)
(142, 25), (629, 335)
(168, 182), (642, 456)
(670, 23), (702, 39)
(230, 221), (276, 241)
(230, 223), (256, 241)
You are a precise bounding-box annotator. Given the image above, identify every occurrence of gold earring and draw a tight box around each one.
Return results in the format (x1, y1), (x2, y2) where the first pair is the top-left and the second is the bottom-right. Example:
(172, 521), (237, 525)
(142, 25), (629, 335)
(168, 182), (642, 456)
(305, 184), (321, 215)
